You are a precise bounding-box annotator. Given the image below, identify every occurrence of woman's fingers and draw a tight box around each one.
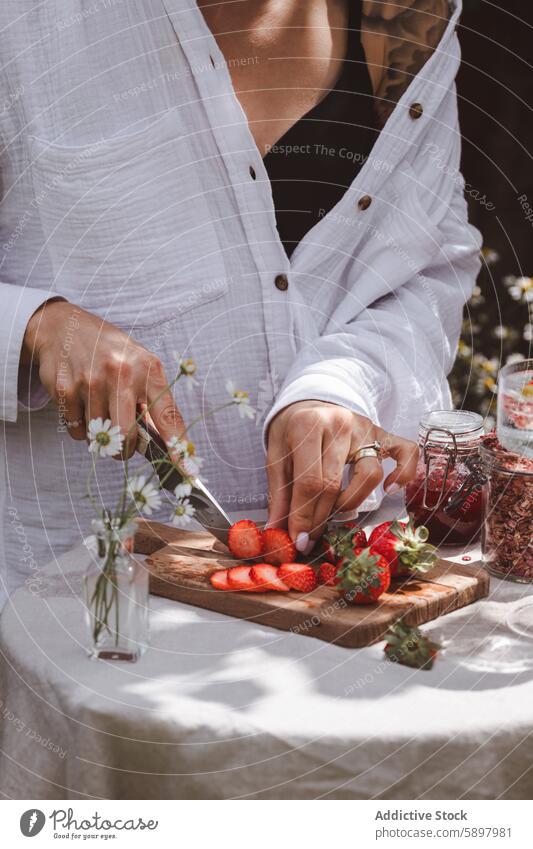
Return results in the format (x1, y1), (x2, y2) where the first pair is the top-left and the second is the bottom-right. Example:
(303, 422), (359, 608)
(381, 433), (419, 493)
(149, 390), (185, 447)
(335, 431), (418, 510)
(29, 303), (188, 457)
(62, 386), (86, 441)
(265, 441), (292, 528)
(266, 403), (417, 545)
(146, 358), (185, 448)
(109, 388), (138, 459)
(309, 425), (351, 540)
(86, 381), (108, 434)
(287, 425), (324, 549)
(335, 455), (383, 513)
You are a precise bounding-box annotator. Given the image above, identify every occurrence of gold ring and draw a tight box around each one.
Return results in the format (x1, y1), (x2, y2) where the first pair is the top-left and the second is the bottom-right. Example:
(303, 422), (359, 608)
(348, 441), (382, 464)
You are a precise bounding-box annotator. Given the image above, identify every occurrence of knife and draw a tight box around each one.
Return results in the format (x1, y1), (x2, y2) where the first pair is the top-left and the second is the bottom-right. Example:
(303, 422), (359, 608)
(135, 422), (232, 547)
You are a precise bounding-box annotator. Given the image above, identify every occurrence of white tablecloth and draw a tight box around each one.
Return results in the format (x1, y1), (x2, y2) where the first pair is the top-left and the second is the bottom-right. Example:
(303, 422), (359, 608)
(1, 500), (533, 800)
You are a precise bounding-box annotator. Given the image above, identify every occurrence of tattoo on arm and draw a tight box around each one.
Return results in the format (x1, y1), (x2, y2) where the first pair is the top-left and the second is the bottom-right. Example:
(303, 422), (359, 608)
(362, 0), (451, 127)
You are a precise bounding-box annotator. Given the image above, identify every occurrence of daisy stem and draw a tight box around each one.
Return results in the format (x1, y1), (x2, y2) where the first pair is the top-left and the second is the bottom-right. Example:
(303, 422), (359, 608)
(89, 536), (122, 645)
(85, 457), (101, 515)
(181, 400), (237, 439)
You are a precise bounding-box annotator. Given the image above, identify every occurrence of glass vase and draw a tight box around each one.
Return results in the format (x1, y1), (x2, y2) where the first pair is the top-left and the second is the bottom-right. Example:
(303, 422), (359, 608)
(83, 519), (149, 661)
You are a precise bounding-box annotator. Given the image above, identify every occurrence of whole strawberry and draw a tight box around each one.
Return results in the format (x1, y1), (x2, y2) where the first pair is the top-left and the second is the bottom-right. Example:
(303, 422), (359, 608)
(338, 546), (390, 605)
(384, 620), (441, 670)
(318, 561), (341, 587)
(321, 522), (368, 563)
(368, 517), (436, 577)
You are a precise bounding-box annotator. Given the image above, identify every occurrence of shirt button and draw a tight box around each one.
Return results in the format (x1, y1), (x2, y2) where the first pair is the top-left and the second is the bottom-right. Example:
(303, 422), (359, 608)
(409, 102), (424, 120)
(249, 165), (257, 180)
(358, 195), (372, 211)
(275, 273), (289, 291)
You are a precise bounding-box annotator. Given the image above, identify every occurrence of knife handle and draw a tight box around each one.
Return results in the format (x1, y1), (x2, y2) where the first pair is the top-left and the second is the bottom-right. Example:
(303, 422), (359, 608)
(136, 422), (169, 459)
(135, 424), (151, 457)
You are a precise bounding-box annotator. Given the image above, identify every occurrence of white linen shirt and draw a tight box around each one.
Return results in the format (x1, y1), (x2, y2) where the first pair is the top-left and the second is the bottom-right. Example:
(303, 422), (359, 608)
(0, 0), (481, 608)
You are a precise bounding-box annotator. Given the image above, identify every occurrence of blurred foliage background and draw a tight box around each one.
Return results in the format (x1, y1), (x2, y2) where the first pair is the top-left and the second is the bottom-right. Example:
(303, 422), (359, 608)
(449, 0), (532, 423)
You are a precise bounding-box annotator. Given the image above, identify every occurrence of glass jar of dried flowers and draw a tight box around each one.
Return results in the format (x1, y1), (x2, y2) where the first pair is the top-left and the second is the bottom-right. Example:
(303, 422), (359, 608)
(480, 434), (533, 582)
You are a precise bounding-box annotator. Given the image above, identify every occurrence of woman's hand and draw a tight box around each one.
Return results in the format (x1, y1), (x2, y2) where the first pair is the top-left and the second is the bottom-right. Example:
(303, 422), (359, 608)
(266, 400), (419, 552)
(22, 300), (184, 456)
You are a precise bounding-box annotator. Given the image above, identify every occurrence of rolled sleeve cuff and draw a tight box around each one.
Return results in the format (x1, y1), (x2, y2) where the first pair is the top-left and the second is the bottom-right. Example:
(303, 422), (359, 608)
(262, 372), (377, 451)
(0, 285), (58, 422)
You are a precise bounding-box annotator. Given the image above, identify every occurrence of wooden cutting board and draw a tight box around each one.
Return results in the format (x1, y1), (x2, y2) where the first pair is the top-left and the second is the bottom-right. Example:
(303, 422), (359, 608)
(135, 520), (490, 648)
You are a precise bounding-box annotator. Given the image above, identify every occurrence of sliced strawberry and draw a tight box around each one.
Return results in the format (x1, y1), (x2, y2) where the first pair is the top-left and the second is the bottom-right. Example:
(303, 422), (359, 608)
(250, 564), (290, 592)
(318, 562), (341, 587)
(279, 562), (318, 593)
(261, 528), (296, 567)
(227, 519), (263, 560)
(226, 565), (263, 592)
(209, 569), (231, 591)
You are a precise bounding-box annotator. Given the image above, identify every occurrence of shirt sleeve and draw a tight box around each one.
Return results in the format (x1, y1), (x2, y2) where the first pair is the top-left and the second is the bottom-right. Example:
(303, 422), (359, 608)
(262, 133), (482, 511)
(0, 283), (58, 422)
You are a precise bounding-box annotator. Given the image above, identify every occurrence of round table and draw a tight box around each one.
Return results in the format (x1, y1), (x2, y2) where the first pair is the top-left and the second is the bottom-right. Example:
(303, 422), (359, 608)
(1, 501), (533, 800)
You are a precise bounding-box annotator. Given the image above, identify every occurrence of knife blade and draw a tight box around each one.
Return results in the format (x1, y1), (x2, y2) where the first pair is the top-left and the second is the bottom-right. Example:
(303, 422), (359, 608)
(135, 422), (232, 547)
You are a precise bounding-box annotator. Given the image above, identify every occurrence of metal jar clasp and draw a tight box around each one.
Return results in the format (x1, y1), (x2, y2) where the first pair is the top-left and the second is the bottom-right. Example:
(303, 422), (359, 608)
(422, 427), (458, 510)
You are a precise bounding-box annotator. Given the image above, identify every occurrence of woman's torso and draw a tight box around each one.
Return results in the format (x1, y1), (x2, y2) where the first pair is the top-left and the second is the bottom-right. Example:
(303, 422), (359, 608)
(0, 0), (454, 601)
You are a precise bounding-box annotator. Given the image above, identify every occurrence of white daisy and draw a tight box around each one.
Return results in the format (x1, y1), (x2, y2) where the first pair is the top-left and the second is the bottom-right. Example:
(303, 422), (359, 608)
(493, 325), (518, 341)
(166, 436), (202, 478)
(468, 285), (484, 306)
(178, 357), (198, 391)
(166, 436), (190, 457)
(181, 454), (203, 477)
(481, 247), (499, 265)
(87, 418), (124, 458)
(127, 474), (162, 516)
(83, 534), (98, 554)
(174, 479), (193, 499)
(504, 275), (533, 303)
(506, 353), (525, 366)
(171, 498), (195, 528)
(226, 380), (255, 420)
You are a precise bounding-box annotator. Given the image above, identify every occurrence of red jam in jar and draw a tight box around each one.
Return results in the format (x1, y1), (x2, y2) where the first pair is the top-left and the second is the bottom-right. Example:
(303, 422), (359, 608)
(405, 410), (485, 546)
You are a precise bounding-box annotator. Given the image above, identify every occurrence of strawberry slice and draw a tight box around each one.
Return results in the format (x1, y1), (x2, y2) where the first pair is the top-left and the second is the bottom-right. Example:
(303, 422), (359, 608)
(279, 562), (318, 592)
(227, 519), (264, 560)
(226, 565), (264, 591)
(209, 569), (231, 591)
(261, 528), (296, 567)
(250, 564), (290, 592)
